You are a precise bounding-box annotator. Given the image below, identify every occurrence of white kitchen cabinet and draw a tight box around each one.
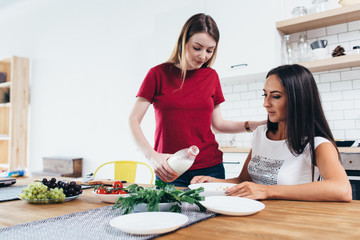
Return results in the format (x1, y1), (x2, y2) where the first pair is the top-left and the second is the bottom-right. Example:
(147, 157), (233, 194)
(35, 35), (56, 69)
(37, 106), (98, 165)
(223, 152), (248, 179)
(205, 0), (285, 80)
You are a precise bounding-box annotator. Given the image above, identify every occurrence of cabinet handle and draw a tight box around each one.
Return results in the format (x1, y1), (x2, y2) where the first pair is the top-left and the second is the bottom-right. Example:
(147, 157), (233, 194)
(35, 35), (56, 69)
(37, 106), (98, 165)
(223, 162), (240, 164)
(230, 64), (247, 69)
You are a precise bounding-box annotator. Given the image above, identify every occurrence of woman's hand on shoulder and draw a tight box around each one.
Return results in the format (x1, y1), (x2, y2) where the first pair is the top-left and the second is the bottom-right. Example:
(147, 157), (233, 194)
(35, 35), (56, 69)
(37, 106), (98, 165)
(225, 181), (269, 200)
(149, 152), (176, 182)
(190, 175), (218, 184)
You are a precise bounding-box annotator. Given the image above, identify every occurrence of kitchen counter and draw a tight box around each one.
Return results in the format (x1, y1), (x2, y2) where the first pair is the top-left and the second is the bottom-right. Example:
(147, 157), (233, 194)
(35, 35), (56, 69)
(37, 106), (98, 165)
(1, 177), (360, 239)
(220, 146), (360, 153)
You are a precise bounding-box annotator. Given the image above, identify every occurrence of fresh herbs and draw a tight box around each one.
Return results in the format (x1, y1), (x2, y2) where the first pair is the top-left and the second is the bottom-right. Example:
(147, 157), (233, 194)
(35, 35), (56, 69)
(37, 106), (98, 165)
(112, 180), (206, 214)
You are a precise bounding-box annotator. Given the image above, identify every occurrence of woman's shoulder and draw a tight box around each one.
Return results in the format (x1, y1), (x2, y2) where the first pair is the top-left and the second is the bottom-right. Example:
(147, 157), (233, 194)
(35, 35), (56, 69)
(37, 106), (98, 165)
(314, 136), (332, 149)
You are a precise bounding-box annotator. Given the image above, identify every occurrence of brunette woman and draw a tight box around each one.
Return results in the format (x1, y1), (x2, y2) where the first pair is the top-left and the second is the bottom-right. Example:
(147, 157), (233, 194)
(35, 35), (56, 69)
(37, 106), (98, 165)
(192, 64), (352, 201)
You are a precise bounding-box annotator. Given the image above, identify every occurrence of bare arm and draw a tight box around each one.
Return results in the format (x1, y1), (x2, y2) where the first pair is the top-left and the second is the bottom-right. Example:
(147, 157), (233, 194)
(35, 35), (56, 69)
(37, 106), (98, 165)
(211, 105), (266, 133)
(128, 97), (176, 182)
(226, 143), (352, 202)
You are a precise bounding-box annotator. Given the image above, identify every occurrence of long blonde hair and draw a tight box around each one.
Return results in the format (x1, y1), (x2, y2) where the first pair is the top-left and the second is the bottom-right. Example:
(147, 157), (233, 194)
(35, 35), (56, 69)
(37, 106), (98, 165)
(168, 13), (220, 87)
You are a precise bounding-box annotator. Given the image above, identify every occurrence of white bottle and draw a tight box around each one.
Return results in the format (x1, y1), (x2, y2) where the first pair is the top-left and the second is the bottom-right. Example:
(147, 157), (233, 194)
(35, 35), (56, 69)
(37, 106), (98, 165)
(167, 145), (200, 180)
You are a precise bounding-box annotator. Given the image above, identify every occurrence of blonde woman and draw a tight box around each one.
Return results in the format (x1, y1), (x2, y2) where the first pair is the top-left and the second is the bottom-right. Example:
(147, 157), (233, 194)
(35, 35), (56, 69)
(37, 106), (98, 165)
(129, 13), (265, 187)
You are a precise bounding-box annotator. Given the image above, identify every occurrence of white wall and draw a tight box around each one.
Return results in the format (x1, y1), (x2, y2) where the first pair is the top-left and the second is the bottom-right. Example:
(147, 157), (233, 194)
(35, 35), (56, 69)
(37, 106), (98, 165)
(0, 0), (206, 178)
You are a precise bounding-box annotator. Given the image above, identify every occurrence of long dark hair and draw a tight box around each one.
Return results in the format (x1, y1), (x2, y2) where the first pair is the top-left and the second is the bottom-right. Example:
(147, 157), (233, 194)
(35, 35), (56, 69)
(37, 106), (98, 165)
(266, 64), (337, 180)
(168, 13), (220, 83)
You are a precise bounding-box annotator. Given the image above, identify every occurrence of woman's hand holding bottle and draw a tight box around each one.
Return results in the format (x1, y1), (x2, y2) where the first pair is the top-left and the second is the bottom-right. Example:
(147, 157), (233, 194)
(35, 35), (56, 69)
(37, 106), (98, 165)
(149, 151), (176, 182)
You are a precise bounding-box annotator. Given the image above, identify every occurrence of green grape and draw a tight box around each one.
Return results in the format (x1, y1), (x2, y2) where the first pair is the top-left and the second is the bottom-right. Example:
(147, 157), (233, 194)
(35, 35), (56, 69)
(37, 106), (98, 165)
(20, 180), (77, 201)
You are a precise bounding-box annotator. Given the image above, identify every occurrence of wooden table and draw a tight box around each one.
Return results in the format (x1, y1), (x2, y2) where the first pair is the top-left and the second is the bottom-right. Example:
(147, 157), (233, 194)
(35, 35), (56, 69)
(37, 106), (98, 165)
(1, 177), (360, 239)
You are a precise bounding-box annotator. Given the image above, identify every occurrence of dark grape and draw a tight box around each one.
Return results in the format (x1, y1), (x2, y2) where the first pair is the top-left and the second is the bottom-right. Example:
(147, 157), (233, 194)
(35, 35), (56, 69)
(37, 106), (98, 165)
(57, 181), (63, 187)
(42, 178), (48, 184)
(69, 187), (75, 194)
(50, 178), (56, 183)
(69, 181), (76, 187)
(74, 185), (81, 191)
(63, 183), (70, 189)
(50, 182), (57, 188)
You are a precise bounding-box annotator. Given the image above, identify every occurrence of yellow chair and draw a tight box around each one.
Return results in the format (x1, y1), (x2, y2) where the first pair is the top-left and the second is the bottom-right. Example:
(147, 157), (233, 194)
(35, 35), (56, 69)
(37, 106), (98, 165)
(93, 160), (154, 184)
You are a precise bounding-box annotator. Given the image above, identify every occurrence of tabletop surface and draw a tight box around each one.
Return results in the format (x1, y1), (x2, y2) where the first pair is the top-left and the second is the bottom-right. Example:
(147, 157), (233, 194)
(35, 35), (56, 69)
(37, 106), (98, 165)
(1, 177), (360, 239)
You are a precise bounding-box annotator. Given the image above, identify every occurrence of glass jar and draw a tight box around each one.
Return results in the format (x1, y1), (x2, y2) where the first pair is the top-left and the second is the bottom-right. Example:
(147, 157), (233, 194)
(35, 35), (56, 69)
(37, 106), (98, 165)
(297, 32), (311, 62)
(281, 35), (293, 64)
(292, 6), (307, 17)
(312, 0), (329, 13)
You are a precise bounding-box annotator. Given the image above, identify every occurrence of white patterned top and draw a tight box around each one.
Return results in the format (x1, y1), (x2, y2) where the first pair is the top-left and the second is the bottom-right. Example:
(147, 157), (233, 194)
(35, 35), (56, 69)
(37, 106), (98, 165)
(249, 125), (330, 185)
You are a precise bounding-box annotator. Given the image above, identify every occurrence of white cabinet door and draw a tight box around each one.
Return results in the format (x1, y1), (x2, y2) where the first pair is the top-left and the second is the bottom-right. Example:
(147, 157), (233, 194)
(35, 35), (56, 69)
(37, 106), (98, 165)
(205, 0), (285, 79)
(223, 152), (248, 179)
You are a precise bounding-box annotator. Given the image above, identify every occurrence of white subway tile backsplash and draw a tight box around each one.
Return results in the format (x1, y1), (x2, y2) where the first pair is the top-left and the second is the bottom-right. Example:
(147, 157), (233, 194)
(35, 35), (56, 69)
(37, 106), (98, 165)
(330, 81), (352, 91)
(321, 101), (333, 111)
(325, 110), (344, 120)
(248, 99), (263, 108)
(321, 91), (343, 101)
(233, 83), (248, 92)
(332, 100), (354, 110)
(248, 81), (264, 91)
(240, 91), (256, 100)
(308, 27), (327, 39)
(232, 100), (249, 109)
(334, 120), (356, 130)
(344, 109), (360, 119)
(332, 130), (345, 140)
(339, 31), (360, 43)
(319, 72), (341, 83)
(343, 89), (360, 100)
(225, 92), (241, 101)
(327, 23), (347, 35)
(345, 129), (360, 140)
(317, 82), (331, 92)
(349, 20), (360, 31)
(341, 70), (360, 80)
(221, 101), (233, 110)
(325, 34), (339, 45)
(352, 80), (360, 89)
(222, 85), (233, 94)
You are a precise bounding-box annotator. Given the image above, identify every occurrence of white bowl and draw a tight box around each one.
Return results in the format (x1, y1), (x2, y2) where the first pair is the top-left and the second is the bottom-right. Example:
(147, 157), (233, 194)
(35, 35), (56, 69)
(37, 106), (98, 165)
(92, 191), (130, 203)
(134, 202), (178, 212)
(188, 182), (237, 196)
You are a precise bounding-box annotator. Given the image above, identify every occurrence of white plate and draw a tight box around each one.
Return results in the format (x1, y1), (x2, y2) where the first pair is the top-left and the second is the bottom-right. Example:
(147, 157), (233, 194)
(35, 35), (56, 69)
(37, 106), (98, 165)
(200, 196), (265, 216)
(109, 212), (188, 235)
(21, 194), (81, 204)
(134, 202), (178, 212)
(92, 191), (130, 203)
(188, 182), (237, 196)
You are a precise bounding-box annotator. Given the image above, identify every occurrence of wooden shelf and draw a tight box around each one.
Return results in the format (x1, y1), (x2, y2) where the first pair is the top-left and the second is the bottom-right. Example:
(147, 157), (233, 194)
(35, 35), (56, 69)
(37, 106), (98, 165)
(0, 135), (9, 140)
(276, 4), (360, 34)
(0, 82), (10, 88)
(0, 103), (10, 107)
(298, 54), (360, 72)
(0, 56), (29, 171)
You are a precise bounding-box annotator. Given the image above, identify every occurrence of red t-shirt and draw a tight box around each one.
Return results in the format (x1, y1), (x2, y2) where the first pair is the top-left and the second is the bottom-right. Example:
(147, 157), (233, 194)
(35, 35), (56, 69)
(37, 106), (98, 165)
(137, 63), (225, 170)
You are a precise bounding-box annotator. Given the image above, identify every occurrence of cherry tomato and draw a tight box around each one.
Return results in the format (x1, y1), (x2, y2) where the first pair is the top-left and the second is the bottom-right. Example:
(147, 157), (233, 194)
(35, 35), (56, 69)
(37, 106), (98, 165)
(113, 180), (123, 189)
(96, 187), (108, 194)
(118, 190), (127, 194)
